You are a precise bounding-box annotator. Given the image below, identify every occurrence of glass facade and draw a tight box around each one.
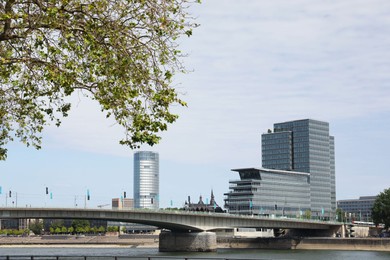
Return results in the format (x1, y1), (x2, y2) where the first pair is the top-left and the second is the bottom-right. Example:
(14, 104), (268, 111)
(261, 119), (335, 218)
(337, 196), (376, 222)
(330, 136), (336, 212)
(261, 131), (293, 170)
(133, 151), (159, 210)
(224, 168), (310, 216)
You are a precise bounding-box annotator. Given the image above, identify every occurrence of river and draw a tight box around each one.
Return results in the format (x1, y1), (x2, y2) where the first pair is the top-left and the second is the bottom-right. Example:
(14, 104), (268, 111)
(0, 247), (390, 260)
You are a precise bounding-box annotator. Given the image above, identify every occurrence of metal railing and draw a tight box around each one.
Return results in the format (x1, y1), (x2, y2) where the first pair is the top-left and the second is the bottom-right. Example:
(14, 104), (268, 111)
(0, 256), (259, 260)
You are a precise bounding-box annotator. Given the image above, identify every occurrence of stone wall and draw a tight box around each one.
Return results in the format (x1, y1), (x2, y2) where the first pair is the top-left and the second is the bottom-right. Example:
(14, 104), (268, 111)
(217, 237), (390, 251)
(295, 237), (390, 251)
(159, 231), (217, 252)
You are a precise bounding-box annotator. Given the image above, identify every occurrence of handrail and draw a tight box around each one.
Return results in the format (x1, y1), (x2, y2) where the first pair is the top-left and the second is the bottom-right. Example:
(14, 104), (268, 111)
(0, 256), (258, 260)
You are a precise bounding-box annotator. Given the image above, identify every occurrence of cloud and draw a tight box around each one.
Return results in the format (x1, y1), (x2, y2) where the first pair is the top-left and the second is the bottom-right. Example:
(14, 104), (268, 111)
(29, 0), (390, 205)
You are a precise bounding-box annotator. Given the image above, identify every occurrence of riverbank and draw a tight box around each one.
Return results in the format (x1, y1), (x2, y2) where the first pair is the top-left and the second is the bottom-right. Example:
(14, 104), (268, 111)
(0, 236), (389, 251)
(0, 235), (158, 248)
(218, 237), (390, 251)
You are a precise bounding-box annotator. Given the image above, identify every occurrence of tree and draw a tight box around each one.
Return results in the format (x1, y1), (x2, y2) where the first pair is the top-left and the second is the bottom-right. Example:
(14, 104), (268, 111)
(336, 208), (346, 223)
(98, 225), (105, 233)
(76, 226), (85, 233)
(29, 219), (44, 235)
(55, 227), (61, 234)
(50, 220), (64, 230)
(91, 226), (97, 234)
(372, 188), (390, 229)
(121, 226), (127, 234)
(61, 226), (67, 234)
(303, 210), (311, 220)
(72, 219), (90, 232)
(107, 226), (118, 232)
(68, 226), (74, 234)
(0, 0), (199, 160)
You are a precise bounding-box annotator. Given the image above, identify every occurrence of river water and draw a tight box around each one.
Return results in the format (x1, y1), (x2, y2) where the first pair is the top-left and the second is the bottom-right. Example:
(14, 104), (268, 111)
(0, 247), (390, 260)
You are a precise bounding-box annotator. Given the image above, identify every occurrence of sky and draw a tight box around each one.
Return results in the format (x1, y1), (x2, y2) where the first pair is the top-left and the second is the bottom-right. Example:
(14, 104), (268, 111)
(1, 0), (390, 209)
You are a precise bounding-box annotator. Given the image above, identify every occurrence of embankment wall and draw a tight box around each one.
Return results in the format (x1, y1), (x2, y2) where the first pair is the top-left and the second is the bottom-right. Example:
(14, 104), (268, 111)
(217, 237), (390, 251)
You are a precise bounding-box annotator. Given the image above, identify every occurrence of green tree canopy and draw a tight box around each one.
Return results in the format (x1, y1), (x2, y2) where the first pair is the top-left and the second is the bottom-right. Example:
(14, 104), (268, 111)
(0, 0), (199, 160)
(68, 226), (74, 234)
(71, 219), (90, 231)
(372, 188), (390, 229)
(61, 226), (67, 234)
(98, 225), (105, 233)
(29, 220), (44, 235)
(50, 220), (64, 229)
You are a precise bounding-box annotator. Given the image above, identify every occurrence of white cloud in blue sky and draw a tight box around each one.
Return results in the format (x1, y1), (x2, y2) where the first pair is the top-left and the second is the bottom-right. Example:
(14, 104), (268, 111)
(1, 0), (390, 208)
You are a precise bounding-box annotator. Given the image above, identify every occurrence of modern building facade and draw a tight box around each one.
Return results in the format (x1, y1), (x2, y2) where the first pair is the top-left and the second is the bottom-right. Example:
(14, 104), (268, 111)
(133, 151), (159, 210)
(224, 168), (310, 216)
(261, 119), (335, 218)
(337, 196), (376, 222)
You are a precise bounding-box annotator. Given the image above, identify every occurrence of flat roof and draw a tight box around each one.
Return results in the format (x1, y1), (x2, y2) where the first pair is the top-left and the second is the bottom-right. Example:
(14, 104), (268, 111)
(337, 196), (377, 203)
(231, 167), (310, 177)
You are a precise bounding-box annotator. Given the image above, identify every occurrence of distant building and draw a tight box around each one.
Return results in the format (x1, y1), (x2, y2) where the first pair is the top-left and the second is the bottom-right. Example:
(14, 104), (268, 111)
(109, 198), (157, 233)
(224, 168), (310, 216)
(0, 219), (28, 230)
(184, 190), (223, 212)
(134, 151), (159, 210)
(112, 198), (134, 210)
(261, 119), (335, 218)
(337, 196), (377, 222)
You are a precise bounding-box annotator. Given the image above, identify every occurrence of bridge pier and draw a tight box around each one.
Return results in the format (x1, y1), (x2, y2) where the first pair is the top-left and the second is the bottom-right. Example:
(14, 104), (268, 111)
(159, 231), (217, 252)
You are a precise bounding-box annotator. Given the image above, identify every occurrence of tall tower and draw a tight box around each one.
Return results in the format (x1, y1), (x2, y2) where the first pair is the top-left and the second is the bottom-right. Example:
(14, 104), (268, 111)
(261, 119), (335, 218)
(133, 151), (159, 210)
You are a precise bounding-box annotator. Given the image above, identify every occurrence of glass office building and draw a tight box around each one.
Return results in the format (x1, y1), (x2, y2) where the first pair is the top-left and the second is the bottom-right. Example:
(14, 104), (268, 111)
(134, 151), (159, 210)
(337, 196), (376, 222)
(261, 119), (335, 218)
(224, 168), (310, 216)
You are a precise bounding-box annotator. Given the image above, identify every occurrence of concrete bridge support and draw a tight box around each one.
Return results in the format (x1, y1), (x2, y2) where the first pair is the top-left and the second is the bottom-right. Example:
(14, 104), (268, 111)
(159, 231), (217, 252)
(285, 226), (341, 238)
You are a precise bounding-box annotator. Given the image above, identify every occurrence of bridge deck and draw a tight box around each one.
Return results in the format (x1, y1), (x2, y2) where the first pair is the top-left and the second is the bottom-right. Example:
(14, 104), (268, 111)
(0, 208), (341, 232)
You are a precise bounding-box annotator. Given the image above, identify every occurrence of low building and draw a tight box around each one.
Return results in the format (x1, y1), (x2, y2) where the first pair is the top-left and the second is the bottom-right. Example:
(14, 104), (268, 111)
(224, 168), (311, 217)
(337, 196), (377, 222)
(0, 218), (29, 230)
(110, 197), (157, 233)
(112, 198), (134, 210)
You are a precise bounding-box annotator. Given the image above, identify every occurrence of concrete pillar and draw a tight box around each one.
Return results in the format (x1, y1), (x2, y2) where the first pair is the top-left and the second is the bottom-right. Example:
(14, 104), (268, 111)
(159, 231), (217, 252)
(341, 224), (346, 238)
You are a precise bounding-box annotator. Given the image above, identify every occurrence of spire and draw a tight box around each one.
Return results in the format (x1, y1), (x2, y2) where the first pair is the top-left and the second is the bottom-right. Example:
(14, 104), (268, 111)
(198, 195), (204, 205)
(210, 189), (215, 206)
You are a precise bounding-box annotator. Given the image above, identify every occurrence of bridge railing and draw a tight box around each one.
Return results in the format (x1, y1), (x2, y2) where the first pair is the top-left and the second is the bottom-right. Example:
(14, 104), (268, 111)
(153, 209), (340, 225)
(0, 256), (259, 260)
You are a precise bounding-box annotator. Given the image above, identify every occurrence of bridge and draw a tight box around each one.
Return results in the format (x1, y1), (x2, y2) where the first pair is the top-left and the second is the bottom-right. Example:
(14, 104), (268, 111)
(0, 207), (342, 252)
(0, 207), (339, 231)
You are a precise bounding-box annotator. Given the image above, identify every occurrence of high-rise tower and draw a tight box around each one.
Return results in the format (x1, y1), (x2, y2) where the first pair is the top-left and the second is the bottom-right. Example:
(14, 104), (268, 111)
(261, 119), (335, 217)
(133, 151), (159, 210)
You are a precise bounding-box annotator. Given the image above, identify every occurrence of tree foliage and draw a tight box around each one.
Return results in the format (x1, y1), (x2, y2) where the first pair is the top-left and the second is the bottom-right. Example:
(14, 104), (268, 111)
(0, 0), (199, 160)
(71, 219), (90, 231)
(29, 219), (44, 235)
(372, 188), (390, 229)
